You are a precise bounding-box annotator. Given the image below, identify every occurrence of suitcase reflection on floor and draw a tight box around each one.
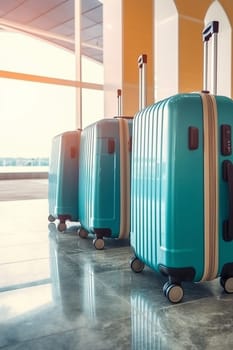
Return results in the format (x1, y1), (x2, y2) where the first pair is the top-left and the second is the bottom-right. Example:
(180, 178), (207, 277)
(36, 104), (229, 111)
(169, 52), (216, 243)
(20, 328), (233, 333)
(131, 283), (233, 350)
(131, 292), (166, 350)
(49, 230), (97, 321)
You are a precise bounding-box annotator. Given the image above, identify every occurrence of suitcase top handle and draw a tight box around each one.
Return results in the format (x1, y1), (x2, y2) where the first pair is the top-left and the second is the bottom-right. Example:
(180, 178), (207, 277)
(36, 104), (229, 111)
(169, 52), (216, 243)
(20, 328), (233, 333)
(138, 54), (147, 68)
(117, 89), (122, 116)
(202, 21), (219, 42)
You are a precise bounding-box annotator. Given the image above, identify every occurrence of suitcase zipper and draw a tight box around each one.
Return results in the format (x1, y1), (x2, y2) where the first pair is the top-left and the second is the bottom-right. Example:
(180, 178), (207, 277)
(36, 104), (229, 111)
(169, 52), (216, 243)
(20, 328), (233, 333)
(201, 93), (219, 281)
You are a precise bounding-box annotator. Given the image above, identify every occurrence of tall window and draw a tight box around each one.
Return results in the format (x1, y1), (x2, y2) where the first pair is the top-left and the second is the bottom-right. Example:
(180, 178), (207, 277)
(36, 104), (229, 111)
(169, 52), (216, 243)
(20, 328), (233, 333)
(0, 30), (103, 168)
(0, 31), (75, 167)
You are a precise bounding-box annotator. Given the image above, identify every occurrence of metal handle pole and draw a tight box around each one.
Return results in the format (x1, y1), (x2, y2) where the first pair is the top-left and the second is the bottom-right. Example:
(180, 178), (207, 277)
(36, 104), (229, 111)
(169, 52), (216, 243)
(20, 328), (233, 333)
(212, 32), (218, 95)
(203, 41), (208, 92)
(117, 89), (122, 116)
(138, 54), (147, 110)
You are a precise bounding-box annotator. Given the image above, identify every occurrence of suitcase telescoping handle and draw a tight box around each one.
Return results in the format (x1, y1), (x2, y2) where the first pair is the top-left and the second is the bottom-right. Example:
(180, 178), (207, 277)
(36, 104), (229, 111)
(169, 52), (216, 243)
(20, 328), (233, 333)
(115, 89), (133, 119)
(223, 160), (233, 241)
(202, 21), (219, 94)
(138, 54), (147, 110)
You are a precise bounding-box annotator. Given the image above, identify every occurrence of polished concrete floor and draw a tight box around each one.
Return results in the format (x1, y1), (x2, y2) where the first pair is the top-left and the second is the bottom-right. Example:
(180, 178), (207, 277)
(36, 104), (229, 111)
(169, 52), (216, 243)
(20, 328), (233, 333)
(1, 179), (233, 349)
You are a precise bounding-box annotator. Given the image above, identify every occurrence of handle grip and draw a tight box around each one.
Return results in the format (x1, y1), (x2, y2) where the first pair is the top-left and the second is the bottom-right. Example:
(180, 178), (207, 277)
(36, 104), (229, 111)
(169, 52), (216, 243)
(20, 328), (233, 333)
(138, 54), (147, 110)
(223, 160), (233, 241)
(138, 54), (147, 68)
(202, 21), (219, 42)
(117, 89), (122, 116)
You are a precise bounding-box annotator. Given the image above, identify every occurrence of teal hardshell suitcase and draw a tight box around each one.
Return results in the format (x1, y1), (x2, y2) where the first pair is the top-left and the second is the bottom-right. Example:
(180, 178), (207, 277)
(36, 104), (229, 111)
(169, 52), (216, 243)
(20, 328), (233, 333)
(130, 22), (233, 302)
(78, 117), (132, 249)
(48, 130), (81, 231)
(130, 93), (233, 302)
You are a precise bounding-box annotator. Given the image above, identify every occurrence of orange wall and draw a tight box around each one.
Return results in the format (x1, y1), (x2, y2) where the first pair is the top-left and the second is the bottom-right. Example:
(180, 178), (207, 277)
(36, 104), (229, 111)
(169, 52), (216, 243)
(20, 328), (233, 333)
(175, 0), (211, 19)
(122, 0), (153, 114)
(107, 0), (233, 111)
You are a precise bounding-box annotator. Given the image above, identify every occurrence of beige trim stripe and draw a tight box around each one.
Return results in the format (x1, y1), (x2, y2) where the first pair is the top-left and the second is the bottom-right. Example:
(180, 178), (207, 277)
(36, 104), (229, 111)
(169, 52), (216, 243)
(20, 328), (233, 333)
(201, 93), (219, 281)
(0, 70), (103, 90)
(118, 118), (130, 239)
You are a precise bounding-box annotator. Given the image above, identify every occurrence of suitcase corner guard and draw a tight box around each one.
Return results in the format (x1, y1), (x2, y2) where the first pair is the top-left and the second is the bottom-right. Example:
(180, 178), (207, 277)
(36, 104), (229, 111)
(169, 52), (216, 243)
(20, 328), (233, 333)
(159, 265), (196, 283)
(93, 228), (112, 238)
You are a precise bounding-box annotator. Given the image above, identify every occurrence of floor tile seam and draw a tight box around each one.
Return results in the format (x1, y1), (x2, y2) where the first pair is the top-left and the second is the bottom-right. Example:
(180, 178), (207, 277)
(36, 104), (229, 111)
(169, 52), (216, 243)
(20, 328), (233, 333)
(93, 266), (131, 275)
(63, 249), (133, 274)
(63, 254), (127, 279)
(0, 256), (50, 266)
(89, 272), (137, 308)
(0, 316), (132, 349)
(58, 251), (86, 263)
(0, 330), (72, 350)
(0, 198), (48, 202)
(158, 295), (218, 311)
(65, 253), (131, 274)
(72, 244), (130, 250)
(80, 264), (128, 295)
(68, 249), (132, 259)
(52, 246), (81, 253)
(0, 242), (49, 249)
(128, 295), (226, 323)
(0, 278), (52, 293)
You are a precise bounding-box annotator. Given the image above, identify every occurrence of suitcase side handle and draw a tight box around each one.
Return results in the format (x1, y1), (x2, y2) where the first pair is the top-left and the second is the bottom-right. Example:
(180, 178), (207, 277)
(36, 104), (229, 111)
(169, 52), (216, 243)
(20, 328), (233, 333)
(70, 146), (77, 159)
(223, 160), (233, 241)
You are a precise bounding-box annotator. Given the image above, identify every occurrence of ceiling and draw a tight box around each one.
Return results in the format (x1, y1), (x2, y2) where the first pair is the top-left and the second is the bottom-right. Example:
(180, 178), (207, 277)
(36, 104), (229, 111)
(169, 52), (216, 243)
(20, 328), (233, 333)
(0, 0), (103, 62)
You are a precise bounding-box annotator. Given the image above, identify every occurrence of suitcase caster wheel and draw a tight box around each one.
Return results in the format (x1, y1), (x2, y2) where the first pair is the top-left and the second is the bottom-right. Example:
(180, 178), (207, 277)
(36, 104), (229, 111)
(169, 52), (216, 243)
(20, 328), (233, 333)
(78, 228), (88, 239)
(57, 222), (67, 232)
(221, 277), (233, 294)
(130, 257), (145, 273)
(48, 214), (55, 222)
(93, 238), (104, 250)
(165, 283), (184, 304)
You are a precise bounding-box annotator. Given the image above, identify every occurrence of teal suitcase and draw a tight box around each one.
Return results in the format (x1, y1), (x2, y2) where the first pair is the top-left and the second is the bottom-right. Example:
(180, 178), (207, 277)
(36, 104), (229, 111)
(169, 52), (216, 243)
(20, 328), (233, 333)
(48, 130), (81, 232)
(130, 21), (233, 303)
(78, 117), (132, 249)
(130, 91), (233, 303)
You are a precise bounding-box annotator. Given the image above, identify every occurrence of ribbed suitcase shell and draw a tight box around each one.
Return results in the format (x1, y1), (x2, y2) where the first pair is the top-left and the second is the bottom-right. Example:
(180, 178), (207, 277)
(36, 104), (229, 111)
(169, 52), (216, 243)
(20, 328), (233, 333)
(131, 93), (233, 286)
(48, 130), (81, 222)
(79, 118), (132, 240)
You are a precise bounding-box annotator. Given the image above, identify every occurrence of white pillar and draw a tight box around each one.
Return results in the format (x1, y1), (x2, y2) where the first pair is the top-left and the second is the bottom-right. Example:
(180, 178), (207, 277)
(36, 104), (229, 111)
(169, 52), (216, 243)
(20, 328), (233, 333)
(75, 0), (82, 129)
(103, 0), (122, 117)
(154, 0), (178, 101)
